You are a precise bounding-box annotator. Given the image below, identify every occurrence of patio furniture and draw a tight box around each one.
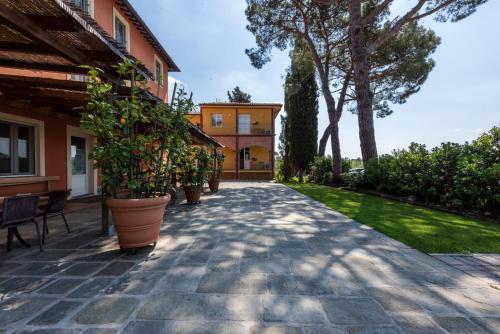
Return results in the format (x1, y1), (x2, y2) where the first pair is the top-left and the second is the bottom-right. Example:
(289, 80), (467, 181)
(37, 190), (71, 244)
(0, 195), (43, 252)
(0, 176), (60, 196)
(0, 195), (49, 210)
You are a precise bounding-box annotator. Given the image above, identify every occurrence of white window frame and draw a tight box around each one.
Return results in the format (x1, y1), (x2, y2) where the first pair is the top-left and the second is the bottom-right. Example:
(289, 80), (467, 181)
(87, 0), (95, 18)
(0, 112), (45, 178)
(238, 114), (251, 134)
(113, 8), (131, 52)
(154, 55), (164, 86)
(73, 0), (94, 17)
(211, 114), (223, 128)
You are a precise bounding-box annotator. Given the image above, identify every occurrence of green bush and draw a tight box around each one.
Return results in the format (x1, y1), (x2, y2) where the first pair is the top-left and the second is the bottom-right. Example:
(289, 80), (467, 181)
(360, 126), (499, 216)
(308, 156), (352, 184)
(344, 172), (367, 188)
(309, 156), (332, 184)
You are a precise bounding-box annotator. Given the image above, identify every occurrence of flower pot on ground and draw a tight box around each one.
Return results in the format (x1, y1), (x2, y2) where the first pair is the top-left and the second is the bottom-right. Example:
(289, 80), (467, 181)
(106, 195), (170, 248)
(180, 146), (211, 204)
(183, 185), (202, 204)
(208, 179), (220, 193)
(208, 147), (225, 193)
(80, 61), (193, 250)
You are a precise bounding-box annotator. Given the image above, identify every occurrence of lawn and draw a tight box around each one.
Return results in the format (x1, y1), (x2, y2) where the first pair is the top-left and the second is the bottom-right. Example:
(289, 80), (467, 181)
(285, 182), (500, 254)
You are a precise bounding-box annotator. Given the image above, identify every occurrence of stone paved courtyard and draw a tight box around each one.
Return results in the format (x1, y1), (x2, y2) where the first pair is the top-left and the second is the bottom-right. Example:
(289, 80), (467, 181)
(0, 182), (499, 334)
(431, 254), (500, 283)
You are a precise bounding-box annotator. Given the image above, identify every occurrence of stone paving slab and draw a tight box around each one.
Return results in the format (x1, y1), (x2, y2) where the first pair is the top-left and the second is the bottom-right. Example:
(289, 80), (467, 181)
(0, 182), (499, 333)
(73, 296), (140, 325)
(432, 253), (500, 285)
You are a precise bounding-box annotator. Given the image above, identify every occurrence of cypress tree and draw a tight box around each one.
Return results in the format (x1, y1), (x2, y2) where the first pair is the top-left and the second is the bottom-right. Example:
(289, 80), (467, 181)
(278, 114), (292, 181)
(284, 39), (319, 182)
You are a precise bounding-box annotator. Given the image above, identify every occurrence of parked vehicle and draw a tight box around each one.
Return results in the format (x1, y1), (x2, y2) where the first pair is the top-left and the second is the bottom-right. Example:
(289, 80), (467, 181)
(348, 168), (365, 175)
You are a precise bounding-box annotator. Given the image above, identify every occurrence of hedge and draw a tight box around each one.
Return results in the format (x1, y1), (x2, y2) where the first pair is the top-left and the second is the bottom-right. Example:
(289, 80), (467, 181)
(343, 126), (499, 216)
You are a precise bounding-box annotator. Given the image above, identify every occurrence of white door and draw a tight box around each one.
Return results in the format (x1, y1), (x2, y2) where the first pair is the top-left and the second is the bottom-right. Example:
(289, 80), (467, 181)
(240, 147), (251, 170)
(71, 135), (88, 197)
(238, 114), (251, 134)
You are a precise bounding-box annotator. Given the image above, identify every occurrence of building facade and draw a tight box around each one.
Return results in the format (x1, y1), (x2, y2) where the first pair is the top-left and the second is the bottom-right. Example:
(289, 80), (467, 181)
(0, 0), (179, 197)
(189, 103), (282, 180)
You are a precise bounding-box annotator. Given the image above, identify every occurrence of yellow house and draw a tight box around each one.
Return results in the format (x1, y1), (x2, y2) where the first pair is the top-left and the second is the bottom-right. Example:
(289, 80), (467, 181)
(188, 103), (282, 180)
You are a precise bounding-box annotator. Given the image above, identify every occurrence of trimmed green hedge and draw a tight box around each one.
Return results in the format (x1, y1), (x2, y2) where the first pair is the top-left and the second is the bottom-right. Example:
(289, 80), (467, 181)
(344, 126), (499, 216)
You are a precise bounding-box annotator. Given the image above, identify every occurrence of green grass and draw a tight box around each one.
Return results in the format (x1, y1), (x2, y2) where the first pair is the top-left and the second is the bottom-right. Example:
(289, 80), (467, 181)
(285, 182), (500, 254)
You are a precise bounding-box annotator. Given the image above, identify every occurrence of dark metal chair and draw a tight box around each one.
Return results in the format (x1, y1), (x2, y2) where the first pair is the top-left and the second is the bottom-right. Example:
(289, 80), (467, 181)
(0, 195), (43, 252)
(37, 190), (71, 244)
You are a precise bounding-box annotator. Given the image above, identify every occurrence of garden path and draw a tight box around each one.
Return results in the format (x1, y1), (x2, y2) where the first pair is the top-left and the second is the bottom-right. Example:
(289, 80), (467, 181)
(0, 182), (499, 333)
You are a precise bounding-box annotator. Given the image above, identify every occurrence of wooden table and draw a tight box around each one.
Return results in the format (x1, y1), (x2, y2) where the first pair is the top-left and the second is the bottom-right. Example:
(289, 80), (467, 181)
(0, 195), (49, 206)
(0, 176), (60, 191)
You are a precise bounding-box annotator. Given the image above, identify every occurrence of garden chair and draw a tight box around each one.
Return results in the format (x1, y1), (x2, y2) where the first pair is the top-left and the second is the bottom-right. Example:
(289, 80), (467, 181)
(37, 190), (71, 244)
(0, 195), (43, 252)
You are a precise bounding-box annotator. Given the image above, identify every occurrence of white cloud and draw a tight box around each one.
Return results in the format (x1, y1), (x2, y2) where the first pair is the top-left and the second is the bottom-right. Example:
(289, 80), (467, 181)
(476, 128), (487, 134)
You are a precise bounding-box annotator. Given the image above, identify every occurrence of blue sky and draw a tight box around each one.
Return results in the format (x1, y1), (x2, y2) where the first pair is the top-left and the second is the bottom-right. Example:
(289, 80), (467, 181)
(130, 0), (499, 158)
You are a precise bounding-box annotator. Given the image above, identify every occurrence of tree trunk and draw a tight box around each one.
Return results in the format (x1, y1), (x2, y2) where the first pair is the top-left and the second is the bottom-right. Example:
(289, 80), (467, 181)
(318, 125), (331, 157)
(302, 34), (342, 178)
(316, 68), (341, 179)
(325, 95), (342, 179)
(329, 120), (342, 179)
(349, 0), (378, 164)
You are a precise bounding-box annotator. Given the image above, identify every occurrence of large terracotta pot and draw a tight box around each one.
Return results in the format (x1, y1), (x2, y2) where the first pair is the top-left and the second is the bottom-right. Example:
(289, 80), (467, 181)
(183, 185), (202, 204)
(208, 178), (220, 193)
(106, 195), (170, 250)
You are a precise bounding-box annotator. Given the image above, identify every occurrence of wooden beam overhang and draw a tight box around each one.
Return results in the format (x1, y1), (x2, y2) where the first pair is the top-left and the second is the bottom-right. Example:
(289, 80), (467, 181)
(0, 42), (56, 57)
(0, 0), (152, 79)
(0, 61), (89, 75)
(0, 2), (94, 69)
(189, 124), (224, 148)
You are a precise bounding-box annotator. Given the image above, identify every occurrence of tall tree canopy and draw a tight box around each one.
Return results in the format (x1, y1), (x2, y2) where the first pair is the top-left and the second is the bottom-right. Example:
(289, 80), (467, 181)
(285, 39), (319, 181)
(227, 86), (252, 103)
(245, 0), (439, 172)
(345, 0), (487, 163)
(318, 16), (440, 155)
(246, 0), (349, 177)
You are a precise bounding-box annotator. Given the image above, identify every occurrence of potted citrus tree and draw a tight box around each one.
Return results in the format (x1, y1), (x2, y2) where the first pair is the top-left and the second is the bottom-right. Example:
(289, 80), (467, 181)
(209, 147), (224, 192)
(79, 60), (192, 250)
(181, 146), (211, 204)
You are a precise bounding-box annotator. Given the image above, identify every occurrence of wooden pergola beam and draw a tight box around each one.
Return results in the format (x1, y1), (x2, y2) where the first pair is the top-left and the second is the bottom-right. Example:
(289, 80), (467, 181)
(0, 45), (114, 68)
(0, 97), (81, 121)
(0, 2), (93, 69)
(0, 75), (87, 90)
(0, 60), (89, 74)
(0, 15), (81, 32)
(0, 41), (55, 56)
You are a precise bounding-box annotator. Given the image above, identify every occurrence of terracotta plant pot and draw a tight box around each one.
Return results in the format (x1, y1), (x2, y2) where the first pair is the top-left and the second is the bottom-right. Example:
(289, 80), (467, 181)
(183, 185), (202, 204)
(208, 178), (220, 193)
(106, 195), (170, 250)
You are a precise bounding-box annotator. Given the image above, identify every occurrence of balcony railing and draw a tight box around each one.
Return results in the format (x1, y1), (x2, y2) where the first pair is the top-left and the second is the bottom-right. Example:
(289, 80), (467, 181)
(250, 128), (272, 135)
(244, 162), (272, 171)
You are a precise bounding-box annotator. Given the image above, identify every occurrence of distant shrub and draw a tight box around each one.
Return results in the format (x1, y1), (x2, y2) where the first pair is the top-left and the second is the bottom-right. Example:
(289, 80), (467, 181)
(358, 126), (499, 216)
(309, 156), (351, 184)
(309, 156), (332, 184)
